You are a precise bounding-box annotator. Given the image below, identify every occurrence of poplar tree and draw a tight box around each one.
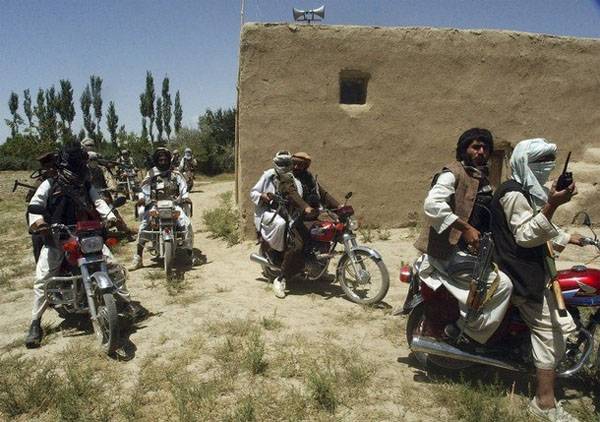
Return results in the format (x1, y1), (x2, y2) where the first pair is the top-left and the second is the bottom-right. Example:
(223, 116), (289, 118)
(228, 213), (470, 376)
(80, 85), (96, 141)
(156, 97), (163, 142)
(90, 75), (103, 142)
(174, 91), (183, 134)
(57, 79), (75, 141)
(106, 101), (119, 146)
(23, 89), (33, 128)
(144, 71), (155, 143)
(6, 92), (23, 137)
(162, 77), (172, 140)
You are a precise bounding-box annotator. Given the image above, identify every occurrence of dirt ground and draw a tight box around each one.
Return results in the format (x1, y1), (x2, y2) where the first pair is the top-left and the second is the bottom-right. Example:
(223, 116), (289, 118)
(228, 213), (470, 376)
(0, 171), (598, 421)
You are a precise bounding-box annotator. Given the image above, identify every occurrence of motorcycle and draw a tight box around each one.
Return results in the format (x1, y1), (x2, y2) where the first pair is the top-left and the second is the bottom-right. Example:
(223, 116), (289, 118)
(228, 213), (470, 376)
(250, 192), (390, 305)
(116, 164), (139, 201)
(400, 211), (600, 376)
(28, 197), (128, 355)
(139, 199), (188, 278)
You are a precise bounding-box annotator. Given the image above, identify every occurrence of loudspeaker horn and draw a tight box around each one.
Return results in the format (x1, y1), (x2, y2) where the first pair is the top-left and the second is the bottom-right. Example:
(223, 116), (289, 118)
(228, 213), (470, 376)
(293, 8), (306, 21)
(313, 5), (325, 19)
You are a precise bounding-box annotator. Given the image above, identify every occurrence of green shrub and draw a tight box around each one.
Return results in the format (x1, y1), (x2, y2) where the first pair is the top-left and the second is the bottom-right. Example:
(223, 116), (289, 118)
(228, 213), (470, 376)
(202, 191), (240, 246)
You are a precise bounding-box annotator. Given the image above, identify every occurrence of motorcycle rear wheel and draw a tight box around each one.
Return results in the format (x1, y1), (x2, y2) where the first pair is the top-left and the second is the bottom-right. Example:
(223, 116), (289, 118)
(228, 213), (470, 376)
(94, 293), (119, 355)
(338, 250), (389, 305)
(406, 304), (472, 370)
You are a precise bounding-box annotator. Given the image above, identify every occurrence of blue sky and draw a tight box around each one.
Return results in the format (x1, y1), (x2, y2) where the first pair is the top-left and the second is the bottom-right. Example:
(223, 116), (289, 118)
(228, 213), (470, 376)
(2, 0), (600, 142)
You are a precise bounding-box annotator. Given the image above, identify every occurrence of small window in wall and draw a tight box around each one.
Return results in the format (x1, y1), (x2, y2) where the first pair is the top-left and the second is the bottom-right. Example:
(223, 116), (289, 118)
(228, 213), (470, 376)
(339, 71), (369, 105)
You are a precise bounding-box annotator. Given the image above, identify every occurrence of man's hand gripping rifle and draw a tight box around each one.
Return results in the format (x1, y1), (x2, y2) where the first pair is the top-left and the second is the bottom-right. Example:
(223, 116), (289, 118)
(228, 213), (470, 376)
(465, 232), (497, 322)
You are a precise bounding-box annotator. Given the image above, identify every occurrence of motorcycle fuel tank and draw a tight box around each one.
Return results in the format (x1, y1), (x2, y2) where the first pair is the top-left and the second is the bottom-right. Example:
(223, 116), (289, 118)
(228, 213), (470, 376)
(309, 221), (343, 242)
(558, 265), (600, 306)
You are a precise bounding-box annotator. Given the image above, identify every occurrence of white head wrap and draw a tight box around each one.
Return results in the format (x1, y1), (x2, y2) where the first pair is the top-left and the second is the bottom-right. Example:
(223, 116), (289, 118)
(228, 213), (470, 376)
(510, 138), (557, 210)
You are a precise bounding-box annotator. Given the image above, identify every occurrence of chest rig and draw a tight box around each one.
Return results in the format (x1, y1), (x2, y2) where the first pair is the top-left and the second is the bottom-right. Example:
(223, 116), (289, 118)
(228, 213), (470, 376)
(150, 171), (180, 201)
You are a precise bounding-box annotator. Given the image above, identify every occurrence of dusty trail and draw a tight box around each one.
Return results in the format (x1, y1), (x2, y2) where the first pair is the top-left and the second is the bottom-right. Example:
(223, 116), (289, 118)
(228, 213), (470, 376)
(1, 176), (597, 420)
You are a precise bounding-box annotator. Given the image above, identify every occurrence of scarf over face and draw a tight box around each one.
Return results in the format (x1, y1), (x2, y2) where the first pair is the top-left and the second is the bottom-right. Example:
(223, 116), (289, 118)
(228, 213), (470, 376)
(509, 138), (557, 210)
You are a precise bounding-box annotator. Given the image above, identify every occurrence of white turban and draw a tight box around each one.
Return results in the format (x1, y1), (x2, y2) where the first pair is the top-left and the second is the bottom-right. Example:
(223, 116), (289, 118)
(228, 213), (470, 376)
(510, 138), (557, 210)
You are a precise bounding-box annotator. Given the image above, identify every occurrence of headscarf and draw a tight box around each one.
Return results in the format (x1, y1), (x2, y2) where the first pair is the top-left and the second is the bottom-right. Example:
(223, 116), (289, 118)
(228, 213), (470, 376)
(510, 138), (557, 210)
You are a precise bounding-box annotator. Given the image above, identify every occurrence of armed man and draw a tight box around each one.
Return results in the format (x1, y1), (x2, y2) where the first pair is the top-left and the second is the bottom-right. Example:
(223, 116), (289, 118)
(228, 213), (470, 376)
(25, 142), (141, 348)
(414, 128), (513, 346)
(250, 151), (316, 298)
(130, 147), (195, 269)
(490, 138), (583, 421)
(291, 152), (340, 210)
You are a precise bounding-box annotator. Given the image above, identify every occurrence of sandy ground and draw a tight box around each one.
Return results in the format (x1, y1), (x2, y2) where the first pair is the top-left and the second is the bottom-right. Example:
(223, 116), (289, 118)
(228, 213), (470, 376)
(1, 174), (598, 420)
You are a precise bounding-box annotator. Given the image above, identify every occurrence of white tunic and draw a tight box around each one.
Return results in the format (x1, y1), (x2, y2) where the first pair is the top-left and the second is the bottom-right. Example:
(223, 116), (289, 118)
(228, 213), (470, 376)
(250, 169), (303, 252)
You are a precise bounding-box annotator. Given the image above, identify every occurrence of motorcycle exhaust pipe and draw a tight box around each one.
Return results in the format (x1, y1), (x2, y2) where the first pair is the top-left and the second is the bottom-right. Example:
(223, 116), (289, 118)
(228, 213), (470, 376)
(249, 253), (280, 271)
(411, 336), (524, 372)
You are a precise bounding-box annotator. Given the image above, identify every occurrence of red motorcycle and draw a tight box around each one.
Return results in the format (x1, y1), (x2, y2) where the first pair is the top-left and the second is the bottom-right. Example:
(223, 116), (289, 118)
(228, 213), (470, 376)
(401, 212), (600, 376)
(250, 192), (390, 305)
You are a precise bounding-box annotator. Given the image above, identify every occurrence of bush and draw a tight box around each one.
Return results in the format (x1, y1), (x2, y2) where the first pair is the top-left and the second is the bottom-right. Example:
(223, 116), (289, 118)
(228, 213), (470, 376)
(202, 191), (240, 246)
(0, 135), (56, 170)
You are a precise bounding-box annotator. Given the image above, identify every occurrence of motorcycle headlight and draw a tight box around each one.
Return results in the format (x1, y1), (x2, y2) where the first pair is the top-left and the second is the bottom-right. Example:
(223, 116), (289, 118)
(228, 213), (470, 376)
(349, 217), (359, 231)
(79, 236), (104, 254)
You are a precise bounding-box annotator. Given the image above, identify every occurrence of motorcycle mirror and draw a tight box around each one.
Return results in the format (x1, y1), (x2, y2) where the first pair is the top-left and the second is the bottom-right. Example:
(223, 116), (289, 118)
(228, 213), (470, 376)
(572, 211), (592, 227)
(113, 196), (127, 208)
(345, 192), (353, 200)
(28, 204), (46, 215)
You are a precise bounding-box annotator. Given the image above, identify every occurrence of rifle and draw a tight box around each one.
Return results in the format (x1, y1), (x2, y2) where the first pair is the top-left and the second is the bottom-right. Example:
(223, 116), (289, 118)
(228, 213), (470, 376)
(13, 180), (38, 193)
(465, 232), (496, 322)
(556, 151), (573, 191)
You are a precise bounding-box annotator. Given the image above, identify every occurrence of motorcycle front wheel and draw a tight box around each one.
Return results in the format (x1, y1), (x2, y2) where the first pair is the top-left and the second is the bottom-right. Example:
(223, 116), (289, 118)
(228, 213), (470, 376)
(338, 249), (389, 305)
(406, 304), (472, 370)
(94, 293), (119, 355)
(164, 241), (174, 278)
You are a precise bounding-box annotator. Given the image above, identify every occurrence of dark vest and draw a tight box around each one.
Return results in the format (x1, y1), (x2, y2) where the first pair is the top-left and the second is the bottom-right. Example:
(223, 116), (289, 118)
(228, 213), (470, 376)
(490, 180), (547, 303)
(296, 171), (320, 207)
(414, 161), (481, 259)
(47, 180), (97, 226)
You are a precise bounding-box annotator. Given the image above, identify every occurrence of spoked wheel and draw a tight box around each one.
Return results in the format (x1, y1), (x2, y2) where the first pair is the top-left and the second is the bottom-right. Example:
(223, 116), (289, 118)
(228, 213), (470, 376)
(338, 249), (389, 305)
(164, 241), (174, 278)
(93, 292), (119, 355)
(406, 304), (472, 370)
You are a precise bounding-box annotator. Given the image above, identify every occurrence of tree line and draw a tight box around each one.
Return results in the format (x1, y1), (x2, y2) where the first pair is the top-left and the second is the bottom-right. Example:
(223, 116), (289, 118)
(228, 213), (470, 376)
(2, 71), (235, 175)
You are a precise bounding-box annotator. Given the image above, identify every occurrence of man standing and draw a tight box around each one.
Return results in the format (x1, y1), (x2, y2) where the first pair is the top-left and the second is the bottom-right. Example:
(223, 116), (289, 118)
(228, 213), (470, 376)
(490, 138), (581, 421)
(414, 128), (513, 345)
(250, 151), (315, 298)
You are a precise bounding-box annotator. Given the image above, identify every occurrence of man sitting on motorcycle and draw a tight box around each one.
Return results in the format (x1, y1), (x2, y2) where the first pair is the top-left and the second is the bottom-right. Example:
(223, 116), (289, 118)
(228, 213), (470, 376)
(490, 138), (583, 421)
(178, 147), (197, 173)
(414, 128), (513, 345)
(25, 142), (140, 348)
(118, 149), (136, 169)
(171, 149), (181, 171)
(291, 152), (340, 210)
(250, 151), (316, 298)
(130, 147), (195, 269)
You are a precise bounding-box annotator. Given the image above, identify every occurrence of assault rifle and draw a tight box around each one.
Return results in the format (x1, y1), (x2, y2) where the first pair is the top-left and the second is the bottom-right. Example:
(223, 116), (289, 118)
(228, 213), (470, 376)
(12, 180), (38, 194)
(465, 232), (495, 322)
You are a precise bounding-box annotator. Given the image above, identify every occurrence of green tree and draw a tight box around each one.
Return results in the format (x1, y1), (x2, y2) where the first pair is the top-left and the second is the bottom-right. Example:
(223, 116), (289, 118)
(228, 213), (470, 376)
(43, 87), (59, 142)
(5, 92), (23, 137)
(174, 90), (183, 134)
(162, 77), (172, 140)
(78, 128), (86, 142)
(23, 89), (33, 128)
(106, 101), (119, 146)
(90, 75), (103, 142)
(197, 107), (236, 174)
(143, 71), (155, 143)
(80, 85), (96, 141)
(141, 117), (148, 142)
(57, 79), (76, 141)
(156, 97), (163, 142)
